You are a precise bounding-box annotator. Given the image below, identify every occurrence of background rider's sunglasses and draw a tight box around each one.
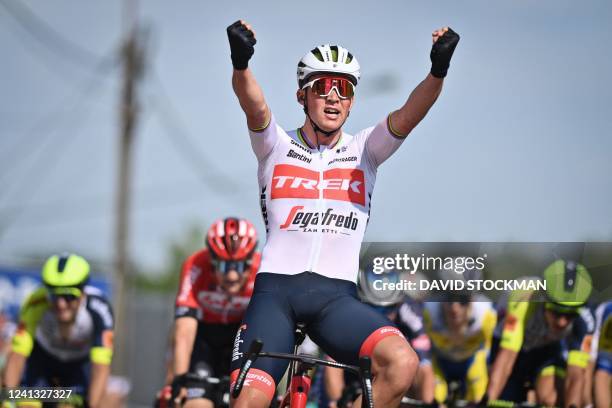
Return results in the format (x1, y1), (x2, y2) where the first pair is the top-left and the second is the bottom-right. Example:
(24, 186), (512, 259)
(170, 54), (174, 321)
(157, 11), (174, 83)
(47, 287), (82, 303)
(301, 76), (355, 99)
(548, 308), (578, 319)
(544, 302), (579, 318)
(444, 294), (471, 305)
(211, 258), (249, 275)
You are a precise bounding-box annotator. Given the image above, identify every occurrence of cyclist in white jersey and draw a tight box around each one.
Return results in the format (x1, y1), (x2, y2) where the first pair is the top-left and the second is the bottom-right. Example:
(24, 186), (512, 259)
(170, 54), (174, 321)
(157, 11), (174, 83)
(226, 20), (460, 408)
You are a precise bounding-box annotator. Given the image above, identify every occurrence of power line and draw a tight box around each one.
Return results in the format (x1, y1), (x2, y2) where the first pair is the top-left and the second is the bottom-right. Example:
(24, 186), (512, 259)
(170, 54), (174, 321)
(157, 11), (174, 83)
(0, 57), (117, 186)
(0, 74), (111, 240)
(147, 72), (240, 194)
(0, 0), (109, 71)
(0, 179), (215, 229)
(0, 10), (98, 84)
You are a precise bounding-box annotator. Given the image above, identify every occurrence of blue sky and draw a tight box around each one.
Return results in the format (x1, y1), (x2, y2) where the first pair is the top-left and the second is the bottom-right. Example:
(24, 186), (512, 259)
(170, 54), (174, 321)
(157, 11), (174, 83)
(1, 0), (611, 273)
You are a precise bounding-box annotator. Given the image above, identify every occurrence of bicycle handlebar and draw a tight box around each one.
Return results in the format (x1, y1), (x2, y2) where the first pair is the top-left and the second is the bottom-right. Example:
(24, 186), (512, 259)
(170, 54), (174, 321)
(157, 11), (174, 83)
(231, 340), (374, 408)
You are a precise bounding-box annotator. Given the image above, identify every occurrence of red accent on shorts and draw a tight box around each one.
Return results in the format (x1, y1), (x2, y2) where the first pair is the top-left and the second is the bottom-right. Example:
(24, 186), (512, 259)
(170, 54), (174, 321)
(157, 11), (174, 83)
(230, 368), (276, 401)
(411, 333), (431, 351)
(359, 326), (405, 357)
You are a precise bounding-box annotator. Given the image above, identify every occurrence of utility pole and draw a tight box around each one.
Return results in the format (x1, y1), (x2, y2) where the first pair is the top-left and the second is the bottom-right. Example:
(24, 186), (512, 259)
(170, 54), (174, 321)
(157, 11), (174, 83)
(113, 0), (145, 377)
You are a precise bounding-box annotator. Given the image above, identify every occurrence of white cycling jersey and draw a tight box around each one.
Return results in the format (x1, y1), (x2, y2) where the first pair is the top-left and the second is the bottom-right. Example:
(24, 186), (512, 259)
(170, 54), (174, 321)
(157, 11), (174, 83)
(250, 113), (405, 282)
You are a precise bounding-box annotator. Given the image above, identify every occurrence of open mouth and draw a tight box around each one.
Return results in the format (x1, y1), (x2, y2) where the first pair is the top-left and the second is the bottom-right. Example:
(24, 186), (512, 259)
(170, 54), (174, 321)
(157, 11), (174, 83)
(324, 107), (340, 119)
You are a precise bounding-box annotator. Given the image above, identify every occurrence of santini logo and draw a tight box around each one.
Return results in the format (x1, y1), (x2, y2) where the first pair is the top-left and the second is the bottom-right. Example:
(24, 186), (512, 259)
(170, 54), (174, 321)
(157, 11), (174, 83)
(286, 149), (312, 163)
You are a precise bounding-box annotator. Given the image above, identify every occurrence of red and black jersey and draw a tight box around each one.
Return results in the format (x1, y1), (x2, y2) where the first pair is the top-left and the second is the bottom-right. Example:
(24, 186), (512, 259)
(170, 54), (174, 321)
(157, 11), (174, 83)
(174, 249), (259, 324)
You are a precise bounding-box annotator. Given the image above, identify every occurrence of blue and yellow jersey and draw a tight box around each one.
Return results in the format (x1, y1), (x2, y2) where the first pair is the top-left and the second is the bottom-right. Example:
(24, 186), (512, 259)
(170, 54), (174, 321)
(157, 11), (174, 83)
(593, 301), (612, 373)
(11, 286), (114, 365)
(423, 300), (497, 362)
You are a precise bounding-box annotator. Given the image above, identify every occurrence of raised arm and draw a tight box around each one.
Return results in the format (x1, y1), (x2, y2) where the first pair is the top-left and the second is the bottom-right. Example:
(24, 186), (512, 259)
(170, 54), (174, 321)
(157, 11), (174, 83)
(388, 27), (460, 137)
(227, 20), (270, 130)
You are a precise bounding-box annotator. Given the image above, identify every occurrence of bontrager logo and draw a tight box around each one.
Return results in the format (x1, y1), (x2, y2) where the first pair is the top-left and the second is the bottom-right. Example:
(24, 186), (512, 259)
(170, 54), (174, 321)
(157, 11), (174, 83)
(280, 206), (359, 234)
(328, 156), (357, 165)
(271, 164), (365, 205)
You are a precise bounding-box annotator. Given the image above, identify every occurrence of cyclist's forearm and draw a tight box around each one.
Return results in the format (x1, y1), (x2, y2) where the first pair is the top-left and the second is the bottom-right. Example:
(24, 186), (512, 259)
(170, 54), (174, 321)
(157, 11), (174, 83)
(2, 352), (26, 387)
(172, 318), (197, 375)
(388, 74), (442, 137)
(88, 362), (110, 408)
(324, 366), (345, 401)
(486, 348), (516, 400)
(594, 370), (611, 408)
(232, 68), (270, 130)
(419, 364), (435, 403)
(564, 366), (583, 408)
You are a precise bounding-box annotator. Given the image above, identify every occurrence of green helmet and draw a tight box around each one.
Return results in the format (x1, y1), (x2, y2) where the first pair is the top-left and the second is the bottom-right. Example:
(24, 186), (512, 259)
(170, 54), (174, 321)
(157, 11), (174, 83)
(543, 259), (592, 312)
(42, 253), (90, 289)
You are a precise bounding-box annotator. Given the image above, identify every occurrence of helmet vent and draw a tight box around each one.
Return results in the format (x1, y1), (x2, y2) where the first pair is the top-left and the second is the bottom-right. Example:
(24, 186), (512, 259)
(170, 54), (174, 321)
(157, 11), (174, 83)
(311, 47), (324, 62)
(565, 261), (577, 291)
(58, 254), (69, 273)
(330, 45), (339, 62)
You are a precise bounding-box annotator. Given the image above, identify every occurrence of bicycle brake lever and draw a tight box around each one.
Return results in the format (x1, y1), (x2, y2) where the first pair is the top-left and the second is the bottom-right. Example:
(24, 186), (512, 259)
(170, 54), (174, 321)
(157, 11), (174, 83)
(359, 356), (374, 408)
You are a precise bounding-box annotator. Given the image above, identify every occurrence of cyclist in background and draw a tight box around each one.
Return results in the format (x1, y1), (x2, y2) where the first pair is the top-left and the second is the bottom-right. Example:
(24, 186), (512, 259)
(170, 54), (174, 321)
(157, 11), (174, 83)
(486, 260), (594, 408)
(593, 301), (612, 408)
(0, 312), (17, 376)
(160, 217), (260, 408)
(423, 268), (496, 404)
(226, 18), (459, 408)
(2, 254), (114, 408)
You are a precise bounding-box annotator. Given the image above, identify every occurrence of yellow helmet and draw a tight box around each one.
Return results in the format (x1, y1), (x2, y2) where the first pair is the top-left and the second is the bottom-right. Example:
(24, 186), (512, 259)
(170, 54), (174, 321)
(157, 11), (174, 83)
(42, 253), (90, 289)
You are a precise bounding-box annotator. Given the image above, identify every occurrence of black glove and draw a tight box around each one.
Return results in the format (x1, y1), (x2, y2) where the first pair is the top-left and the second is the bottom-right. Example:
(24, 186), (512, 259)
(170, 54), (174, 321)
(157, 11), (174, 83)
(430, 27), (460, 78)
(170, 374), (186, 401)
(227, 20), (256, 70)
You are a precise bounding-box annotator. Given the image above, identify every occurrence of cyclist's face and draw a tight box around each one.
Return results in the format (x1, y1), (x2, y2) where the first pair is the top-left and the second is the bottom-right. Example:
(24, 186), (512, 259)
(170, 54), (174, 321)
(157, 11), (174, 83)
(299, 75), (354, 131)
(442, 301), (470, 330)
(51, 295), (82, 323)
(544, 309), (576, 333)
(217, 269), (248, 296)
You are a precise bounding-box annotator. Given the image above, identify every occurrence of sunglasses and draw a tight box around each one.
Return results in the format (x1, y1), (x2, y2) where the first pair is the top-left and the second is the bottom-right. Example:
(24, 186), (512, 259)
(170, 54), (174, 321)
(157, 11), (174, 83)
(545, 303), (578, 319)
(211, 258), (250, 275)
(48, 288), (82, 303)
(443, 294), (471, 305)
(47, 286), (82, 301)
(301, 76), (355, 99)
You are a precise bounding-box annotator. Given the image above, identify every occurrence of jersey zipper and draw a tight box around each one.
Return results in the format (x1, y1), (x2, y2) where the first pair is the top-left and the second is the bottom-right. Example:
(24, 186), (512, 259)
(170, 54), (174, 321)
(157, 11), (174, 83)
(306, 149), (325, 272)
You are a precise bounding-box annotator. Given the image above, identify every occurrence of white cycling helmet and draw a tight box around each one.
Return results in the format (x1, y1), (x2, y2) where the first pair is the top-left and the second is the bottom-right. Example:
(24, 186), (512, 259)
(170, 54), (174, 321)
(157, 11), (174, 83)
(358, 266), (405, 307)
(297, 44), (361, 87)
